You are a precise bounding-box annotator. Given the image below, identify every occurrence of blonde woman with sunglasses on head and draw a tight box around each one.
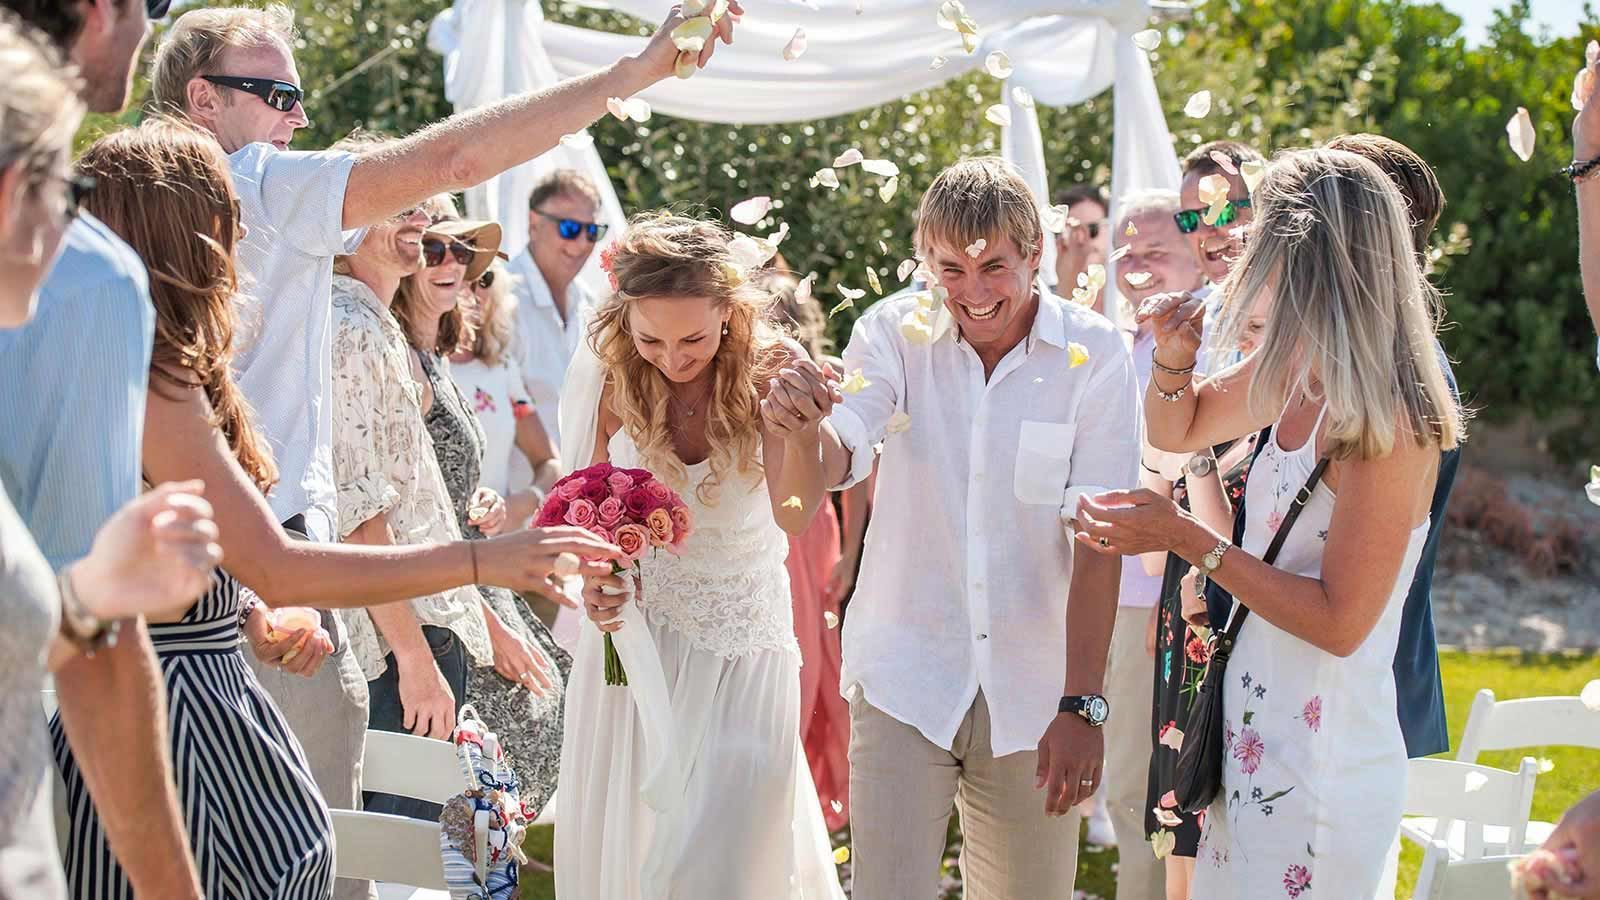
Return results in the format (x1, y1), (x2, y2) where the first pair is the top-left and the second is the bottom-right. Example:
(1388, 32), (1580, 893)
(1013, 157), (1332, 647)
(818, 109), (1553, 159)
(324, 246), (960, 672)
(1075, 148), (1465, 898)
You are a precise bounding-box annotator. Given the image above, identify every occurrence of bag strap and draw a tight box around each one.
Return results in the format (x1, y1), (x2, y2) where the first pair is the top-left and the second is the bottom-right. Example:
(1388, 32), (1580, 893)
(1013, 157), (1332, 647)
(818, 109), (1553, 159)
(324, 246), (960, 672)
(1219, 454), (1330, 646)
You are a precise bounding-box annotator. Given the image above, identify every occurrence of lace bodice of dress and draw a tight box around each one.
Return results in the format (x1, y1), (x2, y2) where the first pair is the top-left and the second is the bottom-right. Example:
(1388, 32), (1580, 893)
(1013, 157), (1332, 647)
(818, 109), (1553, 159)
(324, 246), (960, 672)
(607, 430), (798, 660)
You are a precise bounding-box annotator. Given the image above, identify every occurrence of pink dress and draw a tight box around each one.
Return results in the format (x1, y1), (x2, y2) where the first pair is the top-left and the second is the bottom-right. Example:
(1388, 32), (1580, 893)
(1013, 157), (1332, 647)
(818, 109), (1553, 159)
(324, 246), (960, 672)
(785, 499), (850, 832)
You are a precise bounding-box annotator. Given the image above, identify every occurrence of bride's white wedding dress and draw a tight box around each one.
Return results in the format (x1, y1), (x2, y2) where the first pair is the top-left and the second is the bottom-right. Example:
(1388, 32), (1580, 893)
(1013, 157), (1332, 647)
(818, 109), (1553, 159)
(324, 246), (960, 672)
(553, 427), (845, 900)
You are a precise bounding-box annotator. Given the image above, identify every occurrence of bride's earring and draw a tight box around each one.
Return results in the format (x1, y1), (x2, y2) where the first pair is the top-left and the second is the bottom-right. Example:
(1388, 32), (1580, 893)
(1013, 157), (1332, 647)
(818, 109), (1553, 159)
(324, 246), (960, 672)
(722, 322), (729, 336)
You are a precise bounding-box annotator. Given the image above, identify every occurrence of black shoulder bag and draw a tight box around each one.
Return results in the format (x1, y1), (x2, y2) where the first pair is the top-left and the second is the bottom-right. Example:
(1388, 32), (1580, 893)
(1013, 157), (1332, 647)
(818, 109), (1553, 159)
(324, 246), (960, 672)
(1171, 452), (1329, 814)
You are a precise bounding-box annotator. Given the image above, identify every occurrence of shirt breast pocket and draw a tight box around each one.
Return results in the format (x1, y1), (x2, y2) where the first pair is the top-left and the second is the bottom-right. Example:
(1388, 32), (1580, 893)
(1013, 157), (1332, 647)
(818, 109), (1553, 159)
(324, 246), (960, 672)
(1013, 420), (1076, 506)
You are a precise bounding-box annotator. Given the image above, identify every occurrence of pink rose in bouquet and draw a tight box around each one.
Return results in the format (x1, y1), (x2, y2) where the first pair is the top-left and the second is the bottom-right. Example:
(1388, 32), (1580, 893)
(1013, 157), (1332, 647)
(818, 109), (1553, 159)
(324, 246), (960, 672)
(534, 462), (694, 686)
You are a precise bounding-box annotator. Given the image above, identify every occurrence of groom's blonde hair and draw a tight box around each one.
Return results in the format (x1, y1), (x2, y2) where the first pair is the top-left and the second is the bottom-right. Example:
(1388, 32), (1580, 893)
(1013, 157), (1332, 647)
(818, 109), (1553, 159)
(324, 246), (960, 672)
(915, 156), (1043, 261)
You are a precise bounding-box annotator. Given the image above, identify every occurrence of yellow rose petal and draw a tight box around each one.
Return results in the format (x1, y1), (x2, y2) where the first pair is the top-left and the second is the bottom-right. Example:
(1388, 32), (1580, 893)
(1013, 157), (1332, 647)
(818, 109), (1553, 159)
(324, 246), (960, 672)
(1067, 342), (1091, 368)
(782, 496), (803, 510)
(1125, 220), (1138, 236)
(1240, 160), (1267, 194)
(1151, 829), (1176, 860)
(1041, 204), (1069, 234)
(839, 369), (871, 393)
(670, 17), (715, 54)
(673, 49), (698, 80)
(833, 845), (850, 864)
(1197, 173), (1231, 207)
(824, 610), (839, 629)
(861, 158), (899, 178)
(887, 411), (912, 434)
(879, 176), (898, 203)
(829, 298), (854, 318)
(866, 268), (883, 295)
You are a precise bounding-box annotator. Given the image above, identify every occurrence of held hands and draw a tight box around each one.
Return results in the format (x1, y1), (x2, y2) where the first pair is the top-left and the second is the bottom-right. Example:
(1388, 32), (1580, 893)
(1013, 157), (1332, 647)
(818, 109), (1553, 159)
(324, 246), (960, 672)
(1135, 291), (1206, 364)
(72, 480), (223, 620)
(638, 2), (742, 82)
(761, 358), (843, 438)
(467, 487), (509, 536)
(581, 570), (635, 634)
(1036, 713), (1104, 816)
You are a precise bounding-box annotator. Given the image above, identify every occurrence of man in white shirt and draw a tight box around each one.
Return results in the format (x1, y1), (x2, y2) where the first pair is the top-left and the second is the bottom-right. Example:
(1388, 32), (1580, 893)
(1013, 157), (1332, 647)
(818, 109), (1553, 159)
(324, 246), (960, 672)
(1100, 188), (1206, 900)
(768, 157), (1139, 898)
(506, 169), (604, 466)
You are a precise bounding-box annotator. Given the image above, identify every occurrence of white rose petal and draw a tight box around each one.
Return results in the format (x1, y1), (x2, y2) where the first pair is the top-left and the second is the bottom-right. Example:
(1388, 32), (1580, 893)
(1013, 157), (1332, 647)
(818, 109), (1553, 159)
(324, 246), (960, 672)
(1464, 771), (1489, 793)
(1506, 107), (1536, 162)
(1132, 28), (1162, 51)
(985, 51), (1013, 79)
(985, 104), (1012, 127)
(810, 168), (841, 190)
(783, 28), (808, 62)
(1579, 679), (1600, 711)
(1041, 204), (1069, 234)
(966, 238), (987, 258)
(730, 196), (773, 225)
(861, 158), (900, 177)
(897, 258), (919, 282)
(833, 148), (865, 168)
(929, 55), (948, 70)
(1184, 90), (1212, 119)
(1012, 86), (1035, 109)
(879, 176), (898, 202)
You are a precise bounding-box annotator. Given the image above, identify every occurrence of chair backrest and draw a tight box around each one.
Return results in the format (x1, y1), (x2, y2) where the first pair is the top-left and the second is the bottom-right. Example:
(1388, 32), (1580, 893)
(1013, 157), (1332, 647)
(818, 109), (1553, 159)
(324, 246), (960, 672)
(1404, 757), (1539, 858)
(40, 689), (56, 718)
(1412, 840), (1521, 900)
(361, 730), (464, 804)
(1456, 688), (1600, 761)
(330, 810), (449, 889)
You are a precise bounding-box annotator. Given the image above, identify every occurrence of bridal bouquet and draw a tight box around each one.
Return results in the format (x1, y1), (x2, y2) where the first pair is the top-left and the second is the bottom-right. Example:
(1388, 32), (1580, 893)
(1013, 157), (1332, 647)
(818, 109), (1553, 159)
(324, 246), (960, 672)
(535, 462), (693, 686)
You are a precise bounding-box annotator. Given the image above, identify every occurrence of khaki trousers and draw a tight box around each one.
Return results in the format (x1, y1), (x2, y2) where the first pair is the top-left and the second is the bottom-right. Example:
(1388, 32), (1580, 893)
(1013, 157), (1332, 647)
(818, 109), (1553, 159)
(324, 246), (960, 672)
(1104, 604), (1165, 900)
(848, 690), (1081, 899)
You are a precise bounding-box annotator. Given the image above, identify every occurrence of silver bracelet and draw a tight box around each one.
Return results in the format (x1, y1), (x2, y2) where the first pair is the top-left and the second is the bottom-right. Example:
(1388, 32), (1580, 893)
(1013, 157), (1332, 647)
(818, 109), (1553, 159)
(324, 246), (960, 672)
(1156, 383), (1189, 403)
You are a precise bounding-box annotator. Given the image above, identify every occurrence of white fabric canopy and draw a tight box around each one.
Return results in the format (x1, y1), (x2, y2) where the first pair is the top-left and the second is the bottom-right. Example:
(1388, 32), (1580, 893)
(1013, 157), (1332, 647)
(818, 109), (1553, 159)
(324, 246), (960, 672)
(430, 0), (1182, 316)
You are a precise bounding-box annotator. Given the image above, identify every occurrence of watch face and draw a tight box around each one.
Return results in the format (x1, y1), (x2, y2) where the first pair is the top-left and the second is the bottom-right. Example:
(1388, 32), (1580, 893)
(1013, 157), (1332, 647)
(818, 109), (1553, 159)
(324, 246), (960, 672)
(1088, 696), (1109, 724)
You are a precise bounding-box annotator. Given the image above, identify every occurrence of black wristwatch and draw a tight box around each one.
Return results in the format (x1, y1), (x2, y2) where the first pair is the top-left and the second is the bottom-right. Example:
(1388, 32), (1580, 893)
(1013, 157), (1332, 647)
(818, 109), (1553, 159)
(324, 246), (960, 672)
(1059, 694), (1110, 727)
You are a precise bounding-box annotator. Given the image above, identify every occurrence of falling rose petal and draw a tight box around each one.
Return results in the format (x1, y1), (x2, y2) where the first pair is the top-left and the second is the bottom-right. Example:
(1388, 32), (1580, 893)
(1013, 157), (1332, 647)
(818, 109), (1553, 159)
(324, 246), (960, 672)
(674, 49), (699, 80)
(879, 176), (899, 202)
(833, 845), (850, 865)
(1184, 89), (1212, 119)
(878, 240), (890, 255)
(985, 104), (1013, 127)
(887, 410), (912, 433)
(1151, 830), (1176, 860)
(1201, 198), (1230, 227)
(622, 98), (651, 122)
(1067, 342), (1090, 368)
(897, 258), (919, 282)
(795, 272), (816, 302)
(839, 369), (871, 393)
(985, 51), (1013, 79)
(682, 0), (710, 13)
(829, 298), (854, 318)
(861, 158), (900, 177)
(810, 168), (840, 191)
(1125, 220), (1138, 236)
(1539, 757), (1556, 774)
(838, 285), (866, 301)
(1580, 679), (1600, 711)
(966, 238), (987, 258)
(833, 148), (864, 168)
(1572, 66), (1594, 112)
(866, 268), (883, 294)
(1239, 159), (1267, 194)
(1159, 790), (1178, 809)
(1506, 107), (1536, 162)
(927, 285), (948, 307)
(1197, 173), (1231, 207)
(1153, 806), (1183, 828)
(606, 97), (627, 120)
(766, 221), (790, 248)
(1157, 723), (1183, 750)
(824, 610), (839, 628)
(1108, 244), (1131, 263)
(728, 233), (777, 271)
(782, 496), (803, 509)
(900, 308), (934, 343)
(929, 55), (948, 70)
(1132, 28), (1162, 51)
(1124, 271), (1153, 288)
(935, 0), (967, 31)
(1208, 150), (1239, 175)
(1464, 771), (1489, 793)
(1588, 39), (1600, 66)
(1012, 86), (1035, 109)
(671, 16), (715, 53)
(830, 799), (844, 814)
(1041, 204), (1069, 234)
(783, 28), (808, 61)
(730, 196), (772, 226)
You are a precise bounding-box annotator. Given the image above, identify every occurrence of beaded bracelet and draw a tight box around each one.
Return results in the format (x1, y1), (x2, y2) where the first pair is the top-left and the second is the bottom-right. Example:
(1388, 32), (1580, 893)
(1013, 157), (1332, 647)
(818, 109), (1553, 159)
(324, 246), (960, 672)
(1563, 156), (1600, 183)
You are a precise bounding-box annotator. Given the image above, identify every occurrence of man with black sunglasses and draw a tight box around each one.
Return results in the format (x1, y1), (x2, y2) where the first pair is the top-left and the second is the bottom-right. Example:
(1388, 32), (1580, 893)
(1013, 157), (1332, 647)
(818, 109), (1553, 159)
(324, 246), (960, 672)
(0, 1), (204, 898)
(507, 169), (607, 462)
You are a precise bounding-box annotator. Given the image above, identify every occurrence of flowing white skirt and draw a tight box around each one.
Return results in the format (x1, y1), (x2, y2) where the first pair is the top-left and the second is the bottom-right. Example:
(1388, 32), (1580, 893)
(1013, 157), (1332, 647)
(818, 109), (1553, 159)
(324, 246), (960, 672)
(555, 601), (845, 900)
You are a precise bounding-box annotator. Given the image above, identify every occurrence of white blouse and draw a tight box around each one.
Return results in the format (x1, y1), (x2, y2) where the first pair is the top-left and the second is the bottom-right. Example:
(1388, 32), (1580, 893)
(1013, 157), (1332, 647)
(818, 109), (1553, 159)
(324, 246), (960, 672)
(448, 356), (532, 498)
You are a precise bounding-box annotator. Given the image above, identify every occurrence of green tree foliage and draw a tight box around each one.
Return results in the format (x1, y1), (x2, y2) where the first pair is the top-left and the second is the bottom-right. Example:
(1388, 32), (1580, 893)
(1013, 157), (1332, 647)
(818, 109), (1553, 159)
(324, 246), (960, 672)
(87, 0), (1600, 450)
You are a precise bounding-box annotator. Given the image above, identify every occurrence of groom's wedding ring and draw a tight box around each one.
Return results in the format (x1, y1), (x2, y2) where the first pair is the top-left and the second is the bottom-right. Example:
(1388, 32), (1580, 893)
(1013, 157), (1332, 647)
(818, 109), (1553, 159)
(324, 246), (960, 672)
(1080, 778), (1094, 785)
(553, 552), (581, 577)
(1097, 537), (1110, 548)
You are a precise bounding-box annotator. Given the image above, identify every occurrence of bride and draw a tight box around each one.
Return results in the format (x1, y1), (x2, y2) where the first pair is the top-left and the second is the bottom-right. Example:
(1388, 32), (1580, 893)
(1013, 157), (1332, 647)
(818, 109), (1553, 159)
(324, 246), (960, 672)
(554, 214), (846, 899)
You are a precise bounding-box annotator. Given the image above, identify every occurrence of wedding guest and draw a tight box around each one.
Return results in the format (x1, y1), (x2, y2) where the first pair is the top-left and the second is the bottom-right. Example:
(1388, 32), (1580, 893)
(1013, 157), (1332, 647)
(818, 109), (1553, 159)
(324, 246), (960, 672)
(1179, 141), (1265, 378)
(394, 200), (573, 817)
(0, 20), (219, 899)
(450, 258), (562, 528)
(780, 156), (1140, 897)
(764, 269), (851, 832)
(509, 169), (607, 453)
(1077, 148), (1465, 897)
(1052, 183), (1111, 315)
(0, 2), (205, 894)
(149, 3), (734, 869)
(1099, 188), (1206, 900)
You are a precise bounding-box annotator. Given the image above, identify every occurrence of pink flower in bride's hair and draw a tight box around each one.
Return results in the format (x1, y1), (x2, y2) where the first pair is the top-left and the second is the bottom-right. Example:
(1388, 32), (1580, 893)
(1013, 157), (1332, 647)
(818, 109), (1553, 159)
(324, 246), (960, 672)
(606, 471), (635, 495)
(599, 243), (622, 292)
(556, 478), (585, 502)
(643, 479), (673, 509)
(669, 505), (693, 543)
(613, 523), (650, 563)
(596, 496), (626, 528)
(1232, 728), (1264, 775)
(563, 498), (598, 530)
(580, 476), (609, 504)
(535, 496), (569, 527)
(623, 486), (654, 519)
(644, 508), (674, 546)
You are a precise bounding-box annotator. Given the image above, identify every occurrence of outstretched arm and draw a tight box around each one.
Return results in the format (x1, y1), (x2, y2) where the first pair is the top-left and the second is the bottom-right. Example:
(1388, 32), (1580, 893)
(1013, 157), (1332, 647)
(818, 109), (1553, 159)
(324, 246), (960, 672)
(340, 5), (740, 229)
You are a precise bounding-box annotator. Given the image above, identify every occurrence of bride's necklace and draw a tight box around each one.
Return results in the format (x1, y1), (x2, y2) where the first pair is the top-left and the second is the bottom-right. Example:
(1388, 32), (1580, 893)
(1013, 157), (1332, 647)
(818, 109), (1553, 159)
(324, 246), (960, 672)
(667, 379), (714, 420)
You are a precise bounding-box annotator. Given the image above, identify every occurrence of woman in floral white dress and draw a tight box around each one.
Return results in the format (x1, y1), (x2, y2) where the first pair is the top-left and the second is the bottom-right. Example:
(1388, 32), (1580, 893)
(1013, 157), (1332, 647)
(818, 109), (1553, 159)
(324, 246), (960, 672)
(1072, 148), (1465, 898)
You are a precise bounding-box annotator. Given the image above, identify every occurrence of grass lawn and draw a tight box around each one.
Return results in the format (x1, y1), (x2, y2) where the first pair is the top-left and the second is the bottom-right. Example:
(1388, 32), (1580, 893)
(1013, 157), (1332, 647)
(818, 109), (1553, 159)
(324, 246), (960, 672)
(516, 651), (1598, 899)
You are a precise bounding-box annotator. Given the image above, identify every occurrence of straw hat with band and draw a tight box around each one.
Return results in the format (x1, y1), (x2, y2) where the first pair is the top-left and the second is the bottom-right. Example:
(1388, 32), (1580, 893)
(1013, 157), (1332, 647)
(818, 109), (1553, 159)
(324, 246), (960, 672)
(426, 219), (508, 285)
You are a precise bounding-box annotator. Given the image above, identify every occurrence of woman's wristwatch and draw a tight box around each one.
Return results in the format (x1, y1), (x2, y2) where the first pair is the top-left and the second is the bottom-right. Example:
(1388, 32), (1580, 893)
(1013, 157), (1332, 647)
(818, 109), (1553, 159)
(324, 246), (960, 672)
(1185, 452), (1216, 478)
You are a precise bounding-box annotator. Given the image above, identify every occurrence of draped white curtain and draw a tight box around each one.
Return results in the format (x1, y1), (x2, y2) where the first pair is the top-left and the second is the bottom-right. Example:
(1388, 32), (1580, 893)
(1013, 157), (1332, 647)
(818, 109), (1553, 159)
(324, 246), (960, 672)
(430, 0), (1183, 313)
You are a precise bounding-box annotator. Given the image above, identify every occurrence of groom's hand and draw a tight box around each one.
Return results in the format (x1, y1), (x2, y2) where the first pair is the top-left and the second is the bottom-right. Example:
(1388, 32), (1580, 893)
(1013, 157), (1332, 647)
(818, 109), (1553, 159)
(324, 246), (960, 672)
(761, 359), (841, 436)
(1036, 713), (1104, 817)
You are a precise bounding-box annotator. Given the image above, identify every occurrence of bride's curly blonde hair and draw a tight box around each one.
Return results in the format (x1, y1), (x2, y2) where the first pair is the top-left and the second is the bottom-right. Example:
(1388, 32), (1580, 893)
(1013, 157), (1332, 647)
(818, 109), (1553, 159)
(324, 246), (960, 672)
(589, 213), (785, 502)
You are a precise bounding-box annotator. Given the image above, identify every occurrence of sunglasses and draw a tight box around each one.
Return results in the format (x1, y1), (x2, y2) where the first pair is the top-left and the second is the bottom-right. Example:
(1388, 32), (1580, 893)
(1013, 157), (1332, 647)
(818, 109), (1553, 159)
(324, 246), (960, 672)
(1173, 198), (1252, 234)
(1085, 220), (1107, 239)
(475, 269), (496, 291)
(201, 75), (305, 113)
(535, 210), (608, 243)
(422, 237), (476, 268)
(147, 0), (172, 17)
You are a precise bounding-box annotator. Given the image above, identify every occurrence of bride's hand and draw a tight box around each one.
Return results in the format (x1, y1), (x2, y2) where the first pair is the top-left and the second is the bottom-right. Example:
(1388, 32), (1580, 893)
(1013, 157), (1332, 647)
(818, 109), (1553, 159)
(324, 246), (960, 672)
(582, 571), (632, 634)
(762, 360), (841, 437)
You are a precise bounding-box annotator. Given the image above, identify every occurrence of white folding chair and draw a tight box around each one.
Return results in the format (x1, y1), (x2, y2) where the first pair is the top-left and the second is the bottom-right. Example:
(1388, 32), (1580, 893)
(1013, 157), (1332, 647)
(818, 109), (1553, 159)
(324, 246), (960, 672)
(1399, 756), (1539, 863)
(332, 730), (475, 899)
(1412, 839), (1522, 900)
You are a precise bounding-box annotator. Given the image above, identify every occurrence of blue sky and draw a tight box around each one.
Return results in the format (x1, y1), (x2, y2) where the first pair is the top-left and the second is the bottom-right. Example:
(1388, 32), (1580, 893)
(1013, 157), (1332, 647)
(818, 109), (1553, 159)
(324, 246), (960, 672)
(1437, 0), (1586, 45)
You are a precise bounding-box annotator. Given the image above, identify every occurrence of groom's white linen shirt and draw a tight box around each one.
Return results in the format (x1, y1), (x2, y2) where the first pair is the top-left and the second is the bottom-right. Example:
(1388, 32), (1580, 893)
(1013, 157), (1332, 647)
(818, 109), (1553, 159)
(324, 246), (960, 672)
(827, 289), (1141, 756)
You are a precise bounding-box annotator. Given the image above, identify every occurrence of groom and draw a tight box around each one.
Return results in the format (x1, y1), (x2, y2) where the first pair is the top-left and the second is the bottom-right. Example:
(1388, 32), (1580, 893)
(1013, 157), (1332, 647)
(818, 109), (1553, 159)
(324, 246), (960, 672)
(765, 157), (1140, 898)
